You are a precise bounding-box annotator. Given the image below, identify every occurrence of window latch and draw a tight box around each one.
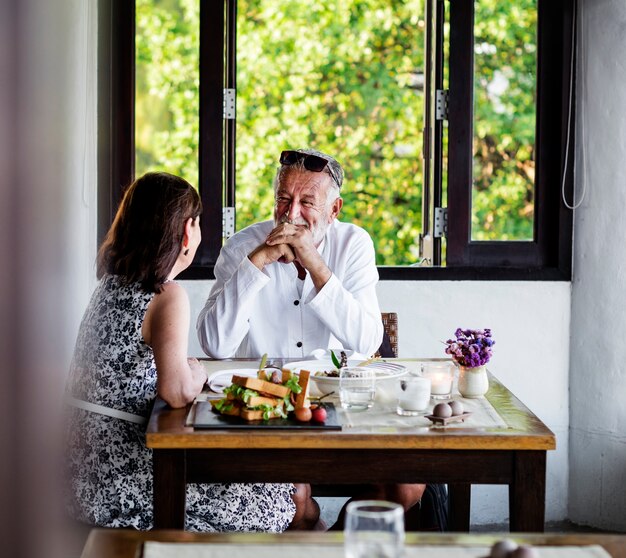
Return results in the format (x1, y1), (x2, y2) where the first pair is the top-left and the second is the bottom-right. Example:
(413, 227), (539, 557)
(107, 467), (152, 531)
(223, 89), (236, 120)
(435, 89), (449, 121)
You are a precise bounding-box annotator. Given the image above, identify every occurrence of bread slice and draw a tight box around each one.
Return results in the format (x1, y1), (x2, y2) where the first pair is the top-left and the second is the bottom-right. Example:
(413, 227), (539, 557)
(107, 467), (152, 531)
(240, 399), (285, 421)
(240, 409), (270, 421)
(231, 375), (290, 399)
(294, 369), (311, 409)
(225, 391), (282, 408)
(245, 394), (283, 408)
(210, 399), (241, 416)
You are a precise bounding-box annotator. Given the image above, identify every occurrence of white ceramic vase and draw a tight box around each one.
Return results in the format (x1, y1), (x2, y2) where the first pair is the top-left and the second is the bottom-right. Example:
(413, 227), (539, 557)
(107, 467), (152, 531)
(457, 365), (489, 398)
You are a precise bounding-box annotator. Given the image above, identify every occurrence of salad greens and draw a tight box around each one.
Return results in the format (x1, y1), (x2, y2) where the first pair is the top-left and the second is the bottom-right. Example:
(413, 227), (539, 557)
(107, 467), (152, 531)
(283, 375), (302, 394)
(330, 350), (348, 369)
(223, 384), (258, 403)
(213, 399), (235, 413)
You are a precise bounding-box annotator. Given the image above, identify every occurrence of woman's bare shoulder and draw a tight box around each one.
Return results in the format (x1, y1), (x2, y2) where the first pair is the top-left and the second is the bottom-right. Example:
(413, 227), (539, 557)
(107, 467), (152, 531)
(150, 281), (189, 314)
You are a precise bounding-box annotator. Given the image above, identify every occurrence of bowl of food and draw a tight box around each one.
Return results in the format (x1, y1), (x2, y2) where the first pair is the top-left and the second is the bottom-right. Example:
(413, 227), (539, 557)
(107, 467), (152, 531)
(284, 359), (407, 397)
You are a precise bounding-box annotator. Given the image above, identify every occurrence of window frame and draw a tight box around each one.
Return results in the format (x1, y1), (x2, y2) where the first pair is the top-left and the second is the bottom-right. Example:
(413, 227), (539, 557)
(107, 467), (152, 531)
(99, 0), (575, 281)
(445, 0), (574, 276)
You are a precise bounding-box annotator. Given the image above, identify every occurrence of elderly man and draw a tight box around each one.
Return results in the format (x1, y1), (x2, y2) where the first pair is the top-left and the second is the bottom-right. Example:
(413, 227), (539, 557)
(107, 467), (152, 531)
(197, 148), (383, 359)
(197, 148), (427, 531)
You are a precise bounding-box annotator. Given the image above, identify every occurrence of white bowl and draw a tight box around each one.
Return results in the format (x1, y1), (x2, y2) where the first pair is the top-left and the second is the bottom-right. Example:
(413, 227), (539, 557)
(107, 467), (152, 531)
(284, 359), (407, 397)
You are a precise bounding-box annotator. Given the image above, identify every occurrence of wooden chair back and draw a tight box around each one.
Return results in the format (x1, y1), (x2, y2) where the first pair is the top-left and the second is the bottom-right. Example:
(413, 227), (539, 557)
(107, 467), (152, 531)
(378, 312), (398, 358)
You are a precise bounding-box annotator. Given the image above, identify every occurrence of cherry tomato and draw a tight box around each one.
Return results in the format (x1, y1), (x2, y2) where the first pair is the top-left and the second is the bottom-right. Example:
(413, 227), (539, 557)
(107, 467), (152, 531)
(311, 406), (327, 422)
(294, 407), (312, 422)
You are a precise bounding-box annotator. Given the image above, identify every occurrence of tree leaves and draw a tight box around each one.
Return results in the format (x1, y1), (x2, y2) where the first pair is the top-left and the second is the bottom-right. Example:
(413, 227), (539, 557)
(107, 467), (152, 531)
(135, 0), (538, 262)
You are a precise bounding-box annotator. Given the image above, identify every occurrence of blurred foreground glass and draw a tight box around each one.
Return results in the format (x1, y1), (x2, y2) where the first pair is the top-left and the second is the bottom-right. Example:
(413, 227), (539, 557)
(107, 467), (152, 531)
(421, 361), (454, 400)
(344, 500), (405, 558)
(396, 374), (431, 416)
(339, 367), (375, 411)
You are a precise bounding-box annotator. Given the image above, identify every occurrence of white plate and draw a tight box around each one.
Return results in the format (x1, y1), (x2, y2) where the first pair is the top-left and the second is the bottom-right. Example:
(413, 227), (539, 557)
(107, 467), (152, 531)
(207, 368), (260, 394)
(284, 359), (407, 395)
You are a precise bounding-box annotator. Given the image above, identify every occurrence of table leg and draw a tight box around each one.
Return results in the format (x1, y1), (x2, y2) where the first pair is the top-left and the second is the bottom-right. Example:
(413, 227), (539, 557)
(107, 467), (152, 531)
(448, 483), (471, 532)
(153, 449), (186, 529)
(509, 451), (546, 532)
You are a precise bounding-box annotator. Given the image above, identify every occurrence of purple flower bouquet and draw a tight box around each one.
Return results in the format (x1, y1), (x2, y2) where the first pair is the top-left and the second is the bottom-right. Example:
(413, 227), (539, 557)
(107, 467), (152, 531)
(444, 328), (495, 368)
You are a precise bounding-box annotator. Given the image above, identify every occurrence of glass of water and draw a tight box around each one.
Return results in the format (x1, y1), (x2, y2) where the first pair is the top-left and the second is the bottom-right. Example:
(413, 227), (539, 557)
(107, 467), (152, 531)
(340, 367), (376, 411)
(344, 500), (405, 558)
(396, 374), (431, 416)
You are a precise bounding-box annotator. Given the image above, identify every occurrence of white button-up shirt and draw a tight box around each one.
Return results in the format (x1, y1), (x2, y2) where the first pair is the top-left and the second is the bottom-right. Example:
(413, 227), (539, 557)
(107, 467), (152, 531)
(197, 220), (383, 359)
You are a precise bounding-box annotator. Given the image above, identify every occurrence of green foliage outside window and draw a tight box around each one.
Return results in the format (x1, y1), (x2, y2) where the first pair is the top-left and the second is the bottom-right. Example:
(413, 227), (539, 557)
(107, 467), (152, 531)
(136, 0), (537, 265)
(472, 0), (537, 241)
(136, 0), (199, 185)
(236, 0), (425, 264)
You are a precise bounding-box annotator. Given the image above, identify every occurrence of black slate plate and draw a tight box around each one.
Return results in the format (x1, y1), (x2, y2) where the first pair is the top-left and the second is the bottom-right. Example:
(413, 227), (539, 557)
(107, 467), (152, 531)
(193, 401), (342, 430)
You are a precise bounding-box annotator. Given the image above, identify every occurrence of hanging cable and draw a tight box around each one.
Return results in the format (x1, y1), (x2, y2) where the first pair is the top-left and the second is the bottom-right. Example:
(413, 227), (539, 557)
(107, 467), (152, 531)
(562, 0), (586, 210)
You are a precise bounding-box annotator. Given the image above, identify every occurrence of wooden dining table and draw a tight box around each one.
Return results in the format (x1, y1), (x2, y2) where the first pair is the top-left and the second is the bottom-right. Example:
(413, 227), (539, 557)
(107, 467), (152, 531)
(81, 529), (626, 558)
(146, 359), (556, 532)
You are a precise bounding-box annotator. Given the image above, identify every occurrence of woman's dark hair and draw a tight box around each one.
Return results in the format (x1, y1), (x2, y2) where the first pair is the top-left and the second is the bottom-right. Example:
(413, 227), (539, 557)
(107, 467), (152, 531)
(97, 172), (202, 293)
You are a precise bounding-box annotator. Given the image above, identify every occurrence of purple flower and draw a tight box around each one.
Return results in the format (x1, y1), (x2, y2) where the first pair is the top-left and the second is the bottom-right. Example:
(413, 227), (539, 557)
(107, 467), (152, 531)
(443, 328), (495, 367)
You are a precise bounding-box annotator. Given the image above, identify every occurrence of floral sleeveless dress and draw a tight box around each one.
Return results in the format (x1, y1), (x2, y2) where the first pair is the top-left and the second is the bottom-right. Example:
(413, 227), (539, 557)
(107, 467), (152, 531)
(65, 274), (296, 531)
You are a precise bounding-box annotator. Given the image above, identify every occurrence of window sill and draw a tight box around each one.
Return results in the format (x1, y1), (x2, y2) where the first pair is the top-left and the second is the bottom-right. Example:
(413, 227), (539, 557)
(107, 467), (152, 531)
(180, 264), (571, 282)
(377, 266), (570, 281)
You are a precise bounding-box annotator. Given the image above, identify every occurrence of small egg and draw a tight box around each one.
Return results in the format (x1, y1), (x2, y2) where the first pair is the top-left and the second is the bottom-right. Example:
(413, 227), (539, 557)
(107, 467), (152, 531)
(490, 539), (518, 558)
(433, 402), (452, 418)
(449, 400), (464, 416)
(510, 545), (539, 558)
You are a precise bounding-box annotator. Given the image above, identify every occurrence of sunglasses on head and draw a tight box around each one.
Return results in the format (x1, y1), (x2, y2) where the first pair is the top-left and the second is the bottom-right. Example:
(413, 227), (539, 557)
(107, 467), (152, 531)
(279, 150), (340, 188)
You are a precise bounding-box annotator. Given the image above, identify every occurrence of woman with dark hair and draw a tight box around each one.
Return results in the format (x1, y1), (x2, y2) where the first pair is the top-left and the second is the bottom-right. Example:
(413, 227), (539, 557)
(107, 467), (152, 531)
(66, 172), (311, 531)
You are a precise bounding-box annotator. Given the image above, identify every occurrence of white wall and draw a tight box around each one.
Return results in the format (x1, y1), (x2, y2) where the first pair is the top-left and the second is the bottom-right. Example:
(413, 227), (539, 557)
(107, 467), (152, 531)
(183, 279), (571, 525)
(65, 0), (99, 365)
(568, 0), (626, 531)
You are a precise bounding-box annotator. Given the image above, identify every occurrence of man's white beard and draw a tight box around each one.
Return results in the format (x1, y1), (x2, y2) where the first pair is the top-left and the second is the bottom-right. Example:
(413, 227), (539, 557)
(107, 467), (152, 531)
(276, 213), (329, 246)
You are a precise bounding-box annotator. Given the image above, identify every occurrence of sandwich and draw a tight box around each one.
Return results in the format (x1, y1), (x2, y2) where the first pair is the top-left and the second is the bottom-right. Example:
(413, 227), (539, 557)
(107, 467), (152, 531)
(211, 369), (311, 421)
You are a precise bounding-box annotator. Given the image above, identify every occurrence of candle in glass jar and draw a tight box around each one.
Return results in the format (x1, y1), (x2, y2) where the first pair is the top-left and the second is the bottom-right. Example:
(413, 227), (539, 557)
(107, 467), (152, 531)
(422, 362), (454, 400)
(429, 372), (452, 394)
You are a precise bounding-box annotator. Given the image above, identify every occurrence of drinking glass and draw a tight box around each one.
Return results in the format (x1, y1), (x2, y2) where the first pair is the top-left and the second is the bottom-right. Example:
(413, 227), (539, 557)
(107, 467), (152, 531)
(396, 375), (431, 416)
(344, 500), (405, 558)
(339, 367), (376, 411)
(421, 361), (454, 400)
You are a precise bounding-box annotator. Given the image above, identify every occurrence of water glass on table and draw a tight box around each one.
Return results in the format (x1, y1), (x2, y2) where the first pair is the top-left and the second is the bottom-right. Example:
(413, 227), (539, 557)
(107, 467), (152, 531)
(344, 500), (405, 558)
(396, 374), (431, 416)
(340, 366), (376, 411)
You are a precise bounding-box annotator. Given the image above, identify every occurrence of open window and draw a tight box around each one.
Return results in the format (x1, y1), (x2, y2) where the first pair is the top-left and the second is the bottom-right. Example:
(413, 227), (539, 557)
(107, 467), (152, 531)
(99, 0), (575, 280)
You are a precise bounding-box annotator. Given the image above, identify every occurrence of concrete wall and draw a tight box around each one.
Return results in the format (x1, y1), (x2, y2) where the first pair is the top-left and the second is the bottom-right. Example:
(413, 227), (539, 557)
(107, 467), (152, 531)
(568, 0), (626, 532)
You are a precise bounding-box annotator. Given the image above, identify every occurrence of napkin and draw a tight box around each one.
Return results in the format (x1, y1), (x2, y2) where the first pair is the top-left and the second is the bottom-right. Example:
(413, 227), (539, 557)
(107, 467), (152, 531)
(207, 368), (259, 394)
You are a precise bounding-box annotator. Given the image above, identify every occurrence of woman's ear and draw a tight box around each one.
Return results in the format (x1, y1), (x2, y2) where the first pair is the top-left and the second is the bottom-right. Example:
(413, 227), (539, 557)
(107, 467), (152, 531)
(182, 217), (194, 253)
